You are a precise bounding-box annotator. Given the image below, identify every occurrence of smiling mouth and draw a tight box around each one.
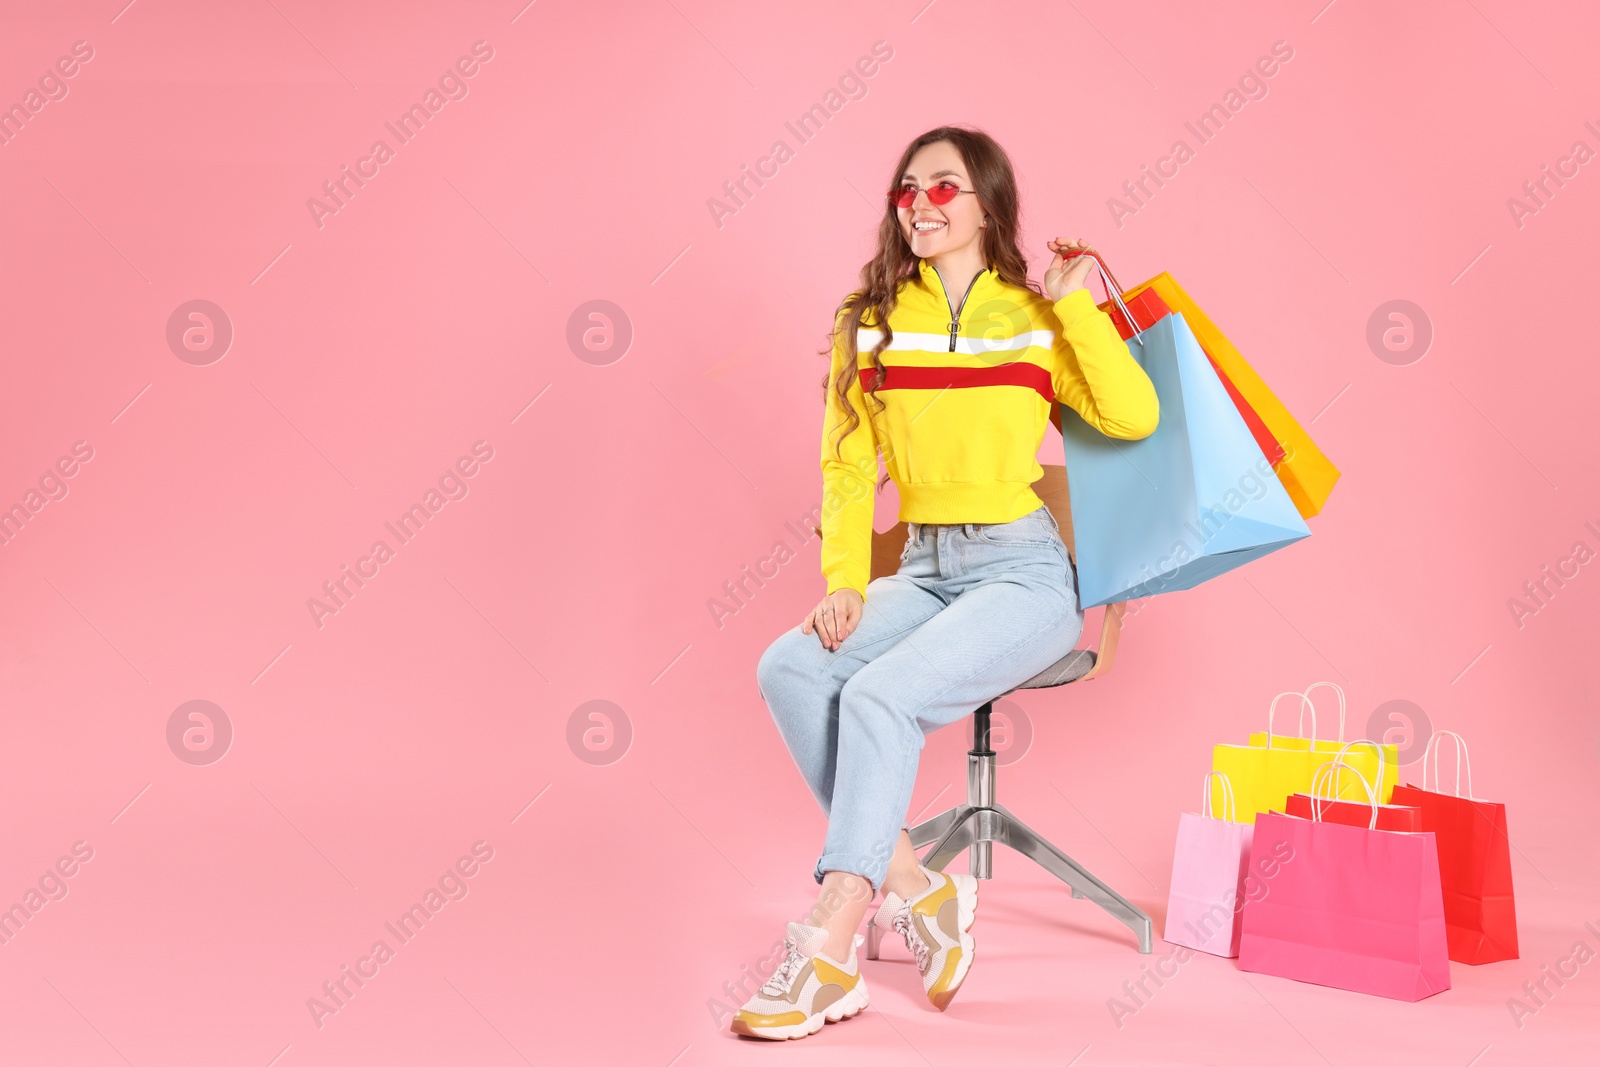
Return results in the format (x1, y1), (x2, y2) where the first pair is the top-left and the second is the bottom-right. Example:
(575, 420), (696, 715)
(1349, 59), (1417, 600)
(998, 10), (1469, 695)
(912, 220), (946, 233)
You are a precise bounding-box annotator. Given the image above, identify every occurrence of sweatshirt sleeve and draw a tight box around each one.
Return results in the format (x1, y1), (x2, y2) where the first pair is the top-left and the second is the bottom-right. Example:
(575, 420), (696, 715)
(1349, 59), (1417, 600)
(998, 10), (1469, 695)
(1050, 287), (1160, 440)
(818, 310), (880, 602)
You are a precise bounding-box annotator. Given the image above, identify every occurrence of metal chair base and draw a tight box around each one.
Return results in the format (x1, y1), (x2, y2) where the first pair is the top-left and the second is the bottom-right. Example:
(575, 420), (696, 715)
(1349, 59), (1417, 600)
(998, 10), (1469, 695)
(867, 703), (1154, 959)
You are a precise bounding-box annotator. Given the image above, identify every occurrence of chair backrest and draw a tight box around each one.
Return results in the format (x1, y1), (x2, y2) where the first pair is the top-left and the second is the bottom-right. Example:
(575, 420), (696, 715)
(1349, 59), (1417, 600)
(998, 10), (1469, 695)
(813, 430), (1126, 680)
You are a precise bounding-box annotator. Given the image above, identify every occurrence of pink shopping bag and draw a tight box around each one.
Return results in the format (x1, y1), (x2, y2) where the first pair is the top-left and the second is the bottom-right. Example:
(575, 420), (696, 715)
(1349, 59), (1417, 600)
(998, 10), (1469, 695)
(1238, 760), (1452, 1001)
(1164, 772), (1253, 957)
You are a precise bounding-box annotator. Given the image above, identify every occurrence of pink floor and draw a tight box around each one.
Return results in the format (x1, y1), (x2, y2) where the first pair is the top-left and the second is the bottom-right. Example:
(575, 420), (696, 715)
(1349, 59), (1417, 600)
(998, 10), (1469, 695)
(4, 0), (1599, 1064)
(3, 689), (1596, 1066)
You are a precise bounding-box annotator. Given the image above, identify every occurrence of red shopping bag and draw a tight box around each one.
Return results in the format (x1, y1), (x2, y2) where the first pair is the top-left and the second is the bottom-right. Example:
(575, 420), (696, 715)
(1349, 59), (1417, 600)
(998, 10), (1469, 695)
(1285, 752), (1422, 831)
(1077, 254), (1286, 467)
(1389, 731), (1519, 964)
(1238, 763), (1451, 1001)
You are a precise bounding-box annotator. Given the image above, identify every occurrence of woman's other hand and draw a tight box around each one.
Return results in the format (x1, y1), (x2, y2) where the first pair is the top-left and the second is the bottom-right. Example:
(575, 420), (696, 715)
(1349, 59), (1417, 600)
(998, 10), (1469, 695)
(802, 588), (863, 650)
(1044, 236), (1097, 302)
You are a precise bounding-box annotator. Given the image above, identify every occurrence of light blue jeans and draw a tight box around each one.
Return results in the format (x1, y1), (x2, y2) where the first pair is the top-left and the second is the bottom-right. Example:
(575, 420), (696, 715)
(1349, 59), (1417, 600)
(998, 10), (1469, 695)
(756, 504), (1085, 891)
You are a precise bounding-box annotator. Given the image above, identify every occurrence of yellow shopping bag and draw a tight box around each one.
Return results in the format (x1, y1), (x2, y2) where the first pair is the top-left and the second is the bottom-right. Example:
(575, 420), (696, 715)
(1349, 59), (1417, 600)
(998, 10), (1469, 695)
(1212, 690), (1386, 822)
(1246, 682), (1398, 803)
(1124, 273), (1341, 518)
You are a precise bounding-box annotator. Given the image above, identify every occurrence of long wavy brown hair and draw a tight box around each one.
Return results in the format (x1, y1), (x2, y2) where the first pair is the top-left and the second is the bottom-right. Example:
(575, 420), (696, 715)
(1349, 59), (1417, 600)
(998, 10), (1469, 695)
(822, 125), (1045, 486)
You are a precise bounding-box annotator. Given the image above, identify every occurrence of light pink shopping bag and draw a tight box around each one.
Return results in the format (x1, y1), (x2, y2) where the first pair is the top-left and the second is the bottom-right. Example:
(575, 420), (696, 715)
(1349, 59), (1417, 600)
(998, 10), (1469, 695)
(1164, 772), (1253, 957)
(1238, 765), (1451, 1001)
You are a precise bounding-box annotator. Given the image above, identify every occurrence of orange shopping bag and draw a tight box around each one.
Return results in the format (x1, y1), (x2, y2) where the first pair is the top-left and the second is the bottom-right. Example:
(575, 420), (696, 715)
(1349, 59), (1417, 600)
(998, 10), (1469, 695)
(1064, 251), (1284, 468)
(1122, 273), (1340, 518)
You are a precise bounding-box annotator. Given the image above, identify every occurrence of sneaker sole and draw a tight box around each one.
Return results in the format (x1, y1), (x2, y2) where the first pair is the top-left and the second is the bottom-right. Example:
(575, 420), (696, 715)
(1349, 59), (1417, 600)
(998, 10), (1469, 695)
(928, 872), (978, 1011)
(730, 984), (870, 1040)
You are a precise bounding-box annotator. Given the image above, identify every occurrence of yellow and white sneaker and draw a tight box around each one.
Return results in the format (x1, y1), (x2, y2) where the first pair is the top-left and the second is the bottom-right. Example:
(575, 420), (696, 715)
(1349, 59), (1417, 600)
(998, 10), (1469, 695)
(872, 865), (977, 1010)
(730, 921), (869, 1040)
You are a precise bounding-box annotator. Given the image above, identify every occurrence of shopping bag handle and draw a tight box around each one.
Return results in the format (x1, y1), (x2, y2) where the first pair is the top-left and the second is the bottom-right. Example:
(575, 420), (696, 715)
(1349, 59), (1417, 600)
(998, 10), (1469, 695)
(1421, 729), (1476, 799)
(1298, 681), (1346, 744)
(1060, 247), (1126, 293)
(1309, 758), (1379, 830)
(1200, 770), (1237, 822)
(1060, 249), (1146, 344)
(1329, 739), (1389, 796)
(1263, 690), (1313, 750)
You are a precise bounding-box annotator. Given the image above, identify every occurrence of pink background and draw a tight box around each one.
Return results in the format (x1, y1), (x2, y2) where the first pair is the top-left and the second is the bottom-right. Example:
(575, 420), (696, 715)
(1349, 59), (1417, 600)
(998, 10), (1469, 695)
(3, 1), (1597, 1064)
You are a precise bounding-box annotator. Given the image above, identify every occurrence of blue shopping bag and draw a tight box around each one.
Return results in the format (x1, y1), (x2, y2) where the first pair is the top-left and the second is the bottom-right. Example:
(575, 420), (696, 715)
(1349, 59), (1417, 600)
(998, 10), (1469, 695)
(1059, 277), (1310, 608)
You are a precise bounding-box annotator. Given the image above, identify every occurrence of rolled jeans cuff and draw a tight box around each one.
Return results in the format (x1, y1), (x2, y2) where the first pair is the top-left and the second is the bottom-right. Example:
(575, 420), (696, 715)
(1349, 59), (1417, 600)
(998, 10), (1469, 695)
(815, 850), (889, 893)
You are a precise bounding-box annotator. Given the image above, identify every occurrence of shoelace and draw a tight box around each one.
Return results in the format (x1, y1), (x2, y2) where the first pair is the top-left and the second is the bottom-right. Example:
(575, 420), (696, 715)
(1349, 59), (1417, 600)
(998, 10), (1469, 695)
(759, 937), (807, 996)
(890, 904), (932, 975)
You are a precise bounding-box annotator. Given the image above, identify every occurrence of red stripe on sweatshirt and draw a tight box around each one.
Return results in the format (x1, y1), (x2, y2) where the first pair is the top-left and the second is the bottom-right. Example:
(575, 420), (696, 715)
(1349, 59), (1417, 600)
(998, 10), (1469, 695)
(859, 362), (1054, 404)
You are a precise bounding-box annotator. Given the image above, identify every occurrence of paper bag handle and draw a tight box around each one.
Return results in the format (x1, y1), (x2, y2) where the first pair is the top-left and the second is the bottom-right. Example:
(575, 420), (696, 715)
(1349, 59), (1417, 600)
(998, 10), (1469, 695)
(1329, 739), (1388, 793)
(1263, 690), (1313, 751)
(1309, 758), (1379, 830)
(1298, 681), (1347, 744)
(1060, 250), (1146, 343)
(1421, 730), (1476, 799)
(1060, 248), (1126, 295)
(1201, 770), (1237, 823)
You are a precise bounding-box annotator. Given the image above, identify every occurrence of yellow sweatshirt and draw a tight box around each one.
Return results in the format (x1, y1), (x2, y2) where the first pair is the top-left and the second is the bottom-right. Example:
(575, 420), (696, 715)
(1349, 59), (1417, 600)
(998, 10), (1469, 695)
(820, 257), (1160, 601)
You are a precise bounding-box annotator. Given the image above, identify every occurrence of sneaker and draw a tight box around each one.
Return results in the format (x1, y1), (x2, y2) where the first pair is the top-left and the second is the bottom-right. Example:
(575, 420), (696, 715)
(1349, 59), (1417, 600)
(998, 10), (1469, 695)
(872, 865), (977, 1010)
(730, 921), (869, 1040)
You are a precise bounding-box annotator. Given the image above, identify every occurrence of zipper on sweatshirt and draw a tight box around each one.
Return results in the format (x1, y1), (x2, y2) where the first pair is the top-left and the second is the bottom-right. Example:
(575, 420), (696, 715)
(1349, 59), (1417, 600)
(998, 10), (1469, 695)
(931, 266), (986, 352)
